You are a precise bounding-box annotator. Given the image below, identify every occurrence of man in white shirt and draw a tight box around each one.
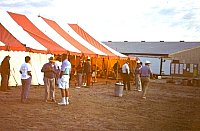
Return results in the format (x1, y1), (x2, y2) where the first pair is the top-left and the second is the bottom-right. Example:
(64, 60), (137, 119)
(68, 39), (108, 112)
(19, 56), (32, 103)
(58, 54), (71, 105)
(122, 61), (131, 90)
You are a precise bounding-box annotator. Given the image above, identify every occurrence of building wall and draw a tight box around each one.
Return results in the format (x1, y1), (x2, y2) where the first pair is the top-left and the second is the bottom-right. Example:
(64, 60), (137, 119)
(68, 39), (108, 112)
(138, 57), (171, 75)
(169, 47), (200, 64)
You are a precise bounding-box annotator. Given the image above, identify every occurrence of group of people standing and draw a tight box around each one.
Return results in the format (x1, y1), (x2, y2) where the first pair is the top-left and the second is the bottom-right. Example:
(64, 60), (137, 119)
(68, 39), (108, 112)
(0, 55), (33, 103)
(41, 54), (71, 105)
(76, 57), (92, 88)
(1, 54), (152, 104)
(38, 55), (92, 105)
(0, 54), (72, 105)
(121, 60), (153, 99)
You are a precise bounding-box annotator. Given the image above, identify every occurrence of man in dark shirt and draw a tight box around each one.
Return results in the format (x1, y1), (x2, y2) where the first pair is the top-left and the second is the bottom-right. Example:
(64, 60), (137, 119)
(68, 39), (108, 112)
(113, 61), (120, 80)
(83, 57), (92, 87)
(76, 60), (83, 88)
(0, 55), (11, 91)
(41, 57), (57, 102)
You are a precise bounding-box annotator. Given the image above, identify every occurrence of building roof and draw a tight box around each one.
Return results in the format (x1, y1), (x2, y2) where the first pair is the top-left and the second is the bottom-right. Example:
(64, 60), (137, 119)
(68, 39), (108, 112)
(103, 41), (200, 57)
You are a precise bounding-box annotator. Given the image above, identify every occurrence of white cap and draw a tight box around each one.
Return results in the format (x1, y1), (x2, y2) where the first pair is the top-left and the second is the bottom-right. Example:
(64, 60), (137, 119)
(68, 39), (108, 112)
(136, 60), (141, 63)
(145, 60), (151, 64)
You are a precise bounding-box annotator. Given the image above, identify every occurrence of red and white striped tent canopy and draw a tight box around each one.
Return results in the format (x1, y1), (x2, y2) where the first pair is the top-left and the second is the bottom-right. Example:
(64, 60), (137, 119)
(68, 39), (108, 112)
(0, 9), (127, 58)
(0, 9), (130, 86)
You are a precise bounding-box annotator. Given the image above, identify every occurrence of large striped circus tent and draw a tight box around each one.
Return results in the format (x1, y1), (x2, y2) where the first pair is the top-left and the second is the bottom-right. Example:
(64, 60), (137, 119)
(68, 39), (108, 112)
(0, 9), (132, 86)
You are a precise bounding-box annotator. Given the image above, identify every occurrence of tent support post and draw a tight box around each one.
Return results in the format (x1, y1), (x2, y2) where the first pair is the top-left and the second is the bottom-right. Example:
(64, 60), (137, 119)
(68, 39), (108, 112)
(106, 57), (110, 85)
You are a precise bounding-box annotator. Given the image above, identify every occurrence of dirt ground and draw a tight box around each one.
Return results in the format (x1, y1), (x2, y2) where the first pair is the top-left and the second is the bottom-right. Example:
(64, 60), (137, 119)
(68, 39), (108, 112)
(0, 78), (200, 131)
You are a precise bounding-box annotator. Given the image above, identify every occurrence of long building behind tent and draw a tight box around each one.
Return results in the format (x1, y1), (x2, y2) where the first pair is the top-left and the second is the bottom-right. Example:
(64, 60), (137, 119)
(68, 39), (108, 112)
(103, 41), (200, 77)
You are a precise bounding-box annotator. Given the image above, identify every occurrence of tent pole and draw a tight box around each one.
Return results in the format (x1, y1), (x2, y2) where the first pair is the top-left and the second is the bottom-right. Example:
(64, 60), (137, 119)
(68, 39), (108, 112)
(10, 68), (18, 87)
(7, 51), (18, 87)
(116, 58), (119, 82)
(74, 55), (77, 82)
(106, 57), (109, 85)
(95, 55), (98, 83)
(29, 52), (40, 87)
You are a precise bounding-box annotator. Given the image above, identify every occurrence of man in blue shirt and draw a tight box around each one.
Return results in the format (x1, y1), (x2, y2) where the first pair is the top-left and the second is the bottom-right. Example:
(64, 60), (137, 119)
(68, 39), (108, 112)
(140, 60), (153, 99)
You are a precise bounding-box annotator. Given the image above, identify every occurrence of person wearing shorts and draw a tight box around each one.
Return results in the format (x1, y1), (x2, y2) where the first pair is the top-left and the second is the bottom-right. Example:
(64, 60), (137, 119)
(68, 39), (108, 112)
(58, 54), (71, 105)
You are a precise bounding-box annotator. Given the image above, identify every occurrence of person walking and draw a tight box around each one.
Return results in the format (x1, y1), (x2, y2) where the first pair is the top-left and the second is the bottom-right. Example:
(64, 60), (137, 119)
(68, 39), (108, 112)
(41, 56), (58, 102)
(58, 54), (71, 105)
(0, 55), (11, 91)
(19, 56), (32, 103)
(134, 61), (142, 91)
(76, 59), (83, 88)
(122, 61), (131, 90)
(140, 60), (153, 99)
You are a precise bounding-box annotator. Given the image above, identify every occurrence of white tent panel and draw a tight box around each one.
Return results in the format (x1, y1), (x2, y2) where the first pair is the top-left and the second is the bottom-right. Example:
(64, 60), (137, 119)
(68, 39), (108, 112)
(100, 42), (128, 58)
(0, 9), (47, 51)
(29, 53), (51, 85)
(27, 15), (81, 53)
(0, 51), (29, 86)
(0, 51), (51, 86)
(0, 41), (5, 46)
(57, 21), (107, 56)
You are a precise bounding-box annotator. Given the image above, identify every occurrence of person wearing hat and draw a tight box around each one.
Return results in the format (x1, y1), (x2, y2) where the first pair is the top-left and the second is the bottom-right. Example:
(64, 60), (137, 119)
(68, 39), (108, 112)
(134, 60), (142, 92)
(140, 60), (153, 99)
(122, 61), (131, 90)
(0, 55), (11, 91)
(41, 56), (58, 102)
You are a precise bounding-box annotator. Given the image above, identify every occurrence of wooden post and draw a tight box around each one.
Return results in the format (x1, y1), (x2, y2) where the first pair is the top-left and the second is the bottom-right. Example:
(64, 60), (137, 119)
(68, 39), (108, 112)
(160, 57), (163, 76)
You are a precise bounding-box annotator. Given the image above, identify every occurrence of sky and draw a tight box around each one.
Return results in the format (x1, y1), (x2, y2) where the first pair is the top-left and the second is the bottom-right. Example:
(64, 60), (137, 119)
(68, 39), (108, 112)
(0, 0), (200, 42)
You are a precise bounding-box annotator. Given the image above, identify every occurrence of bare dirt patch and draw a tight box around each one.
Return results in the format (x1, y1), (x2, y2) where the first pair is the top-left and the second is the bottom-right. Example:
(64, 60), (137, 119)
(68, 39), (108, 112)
(0, 79), (200, 130)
